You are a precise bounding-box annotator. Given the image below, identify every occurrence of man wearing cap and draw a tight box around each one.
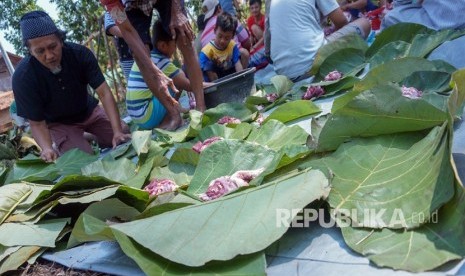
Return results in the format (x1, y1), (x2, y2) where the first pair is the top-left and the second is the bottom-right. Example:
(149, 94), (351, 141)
(12, 10), (131, 163)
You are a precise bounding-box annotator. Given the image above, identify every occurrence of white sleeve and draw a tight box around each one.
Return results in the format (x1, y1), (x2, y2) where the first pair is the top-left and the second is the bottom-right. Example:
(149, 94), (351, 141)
(315, 0), (340, 16)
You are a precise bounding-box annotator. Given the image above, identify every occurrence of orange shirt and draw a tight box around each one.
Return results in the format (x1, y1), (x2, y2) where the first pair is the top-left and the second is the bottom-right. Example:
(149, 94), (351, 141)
(246, 14), (265, 38)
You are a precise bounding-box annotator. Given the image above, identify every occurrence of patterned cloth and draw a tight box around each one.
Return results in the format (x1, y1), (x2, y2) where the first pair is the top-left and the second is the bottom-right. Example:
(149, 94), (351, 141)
(20, 10), (59, 45)
(200, 15), (249, 49)
(122, 0), (157, 16)
(199, 40), (240, 80)
(126, 49), (179, 129)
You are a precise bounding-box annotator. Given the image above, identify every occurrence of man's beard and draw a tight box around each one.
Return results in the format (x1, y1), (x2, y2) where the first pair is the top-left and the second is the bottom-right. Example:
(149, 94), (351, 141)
(50, 65), (62, 75)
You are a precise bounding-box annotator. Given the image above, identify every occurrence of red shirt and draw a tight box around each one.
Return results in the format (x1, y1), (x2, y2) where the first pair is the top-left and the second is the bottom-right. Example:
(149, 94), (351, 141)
(247, 14), (265, 37)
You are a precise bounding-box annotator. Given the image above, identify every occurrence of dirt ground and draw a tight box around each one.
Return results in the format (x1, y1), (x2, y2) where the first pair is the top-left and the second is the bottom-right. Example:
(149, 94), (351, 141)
(6, 259), (108, 276)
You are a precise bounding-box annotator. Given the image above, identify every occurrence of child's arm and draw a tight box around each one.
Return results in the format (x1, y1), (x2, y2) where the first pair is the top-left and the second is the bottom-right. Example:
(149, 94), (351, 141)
(328, 8), (349, 30)
(341, 0), (368, 11)
(234, 61), (243, 72)
(199, 47), (218, 81)
(171, 70), (214, 90)
(172, 71), (192, 92)
(233, 44), (243, 72)
(206, 71), (219, 81)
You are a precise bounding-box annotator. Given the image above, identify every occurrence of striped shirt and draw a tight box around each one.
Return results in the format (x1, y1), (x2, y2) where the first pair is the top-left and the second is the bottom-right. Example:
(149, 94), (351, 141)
(126, 49), (180, 124)
(122, 0), (157, 16)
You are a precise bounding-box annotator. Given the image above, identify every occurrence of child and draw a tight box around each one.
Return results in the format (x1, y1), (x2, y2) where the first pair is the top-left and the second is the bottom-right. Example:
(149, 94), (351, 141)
(340, 0), (379, 20)
(199, 12), (243, 81)
(126, 21), (204, 130)
(246, 0), (269, 69)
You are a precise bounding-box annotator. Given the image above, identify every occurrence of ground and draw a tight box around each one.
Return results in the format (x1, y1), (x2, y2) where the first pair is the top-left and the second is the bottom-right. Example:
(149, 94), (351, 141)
(6, 260), (107, 276)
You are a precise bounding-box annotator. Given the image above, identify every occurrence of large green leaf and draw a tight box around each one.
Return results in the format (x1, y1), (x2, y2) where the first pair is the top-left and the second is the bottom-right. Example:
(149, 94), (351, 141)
(366, 23), (429, 58)
(82, 158), (138, 183)
(113, 231), (266, 276)
(198, 123), (253, 141)
(0, 246), (41, 274)
(263, 100), (321, 124)
(353, 58), (438, 93)
(318, 83), (448, 151)
(14, 183), (53, 214)
(0, 166), (7, 186)
(400, 71), (451, 94)
(115, 185), (150, 212)
(318, 48), (366, 80)
(448, 69), (465, 121)
(0, 218), (68, 247)
(155, 110), (203, 143)
(151, 147), (200, 186)
(202, 103), (257, 126)
(150, 166), (192, 188)
(10, 176), (121, 218)
(112, 168), (330, 266)
(68, 198), (140, 248)
(341, 184), (465, 272)
(81, 157), (153, 189)
(187, 140), (278, 195)
(7, 149), (98, 184)
(320, 76), (360, 98)
(270, 75), (293, 96)
(0, 138), (16, 160)
(369, 41), (410, 68)
(324, 125), (454, 229)
(54, 148), (99, 175)
(131, 130), (152, 156)
(311, 33), (368, 75)
(276, 144), (312, 169)
(0, 184), (32, 224)
(407, 29), (465, 58)
(0, 245), (20, 263)
(6, 158), (58, 184)
(431, 59), (457, 74)
(246, 120), (308, 151)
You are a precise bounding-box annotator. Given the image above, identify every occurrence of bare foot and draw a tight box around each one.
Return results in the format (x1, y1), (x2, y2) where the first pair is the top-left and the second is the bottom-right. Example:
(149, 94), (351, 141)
(158, 112), (183, 131)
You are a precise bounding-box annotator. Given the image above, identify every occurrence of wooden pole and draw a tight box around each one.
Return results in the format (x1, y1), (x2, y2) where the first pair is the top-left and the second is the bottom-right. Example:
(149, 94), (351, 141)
(0, 38), (15, 76)
(102, 25), (122, 102)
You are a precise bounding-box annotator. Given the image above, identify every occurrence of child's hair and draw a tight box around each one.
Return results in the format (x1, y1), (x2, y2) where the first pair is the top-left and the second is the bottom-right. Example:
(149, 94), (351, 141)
(249, 0), (262, 6)
(197, 14), (206, 31)
(151, 20), (173, 47)
(215, 12), (237, 34)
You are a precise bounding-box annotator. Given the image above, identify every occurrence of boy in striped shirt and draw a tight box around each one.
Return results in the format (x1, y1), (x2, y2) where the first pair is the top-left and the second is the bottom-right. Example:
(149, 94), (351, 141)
(126, 21), (207, 129)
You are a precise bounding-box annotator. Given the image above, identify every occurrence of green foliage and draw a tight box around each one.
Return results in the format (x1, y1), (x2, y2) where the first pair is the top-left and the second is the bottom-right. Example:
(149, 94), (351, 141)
(0, 0), (41, 55)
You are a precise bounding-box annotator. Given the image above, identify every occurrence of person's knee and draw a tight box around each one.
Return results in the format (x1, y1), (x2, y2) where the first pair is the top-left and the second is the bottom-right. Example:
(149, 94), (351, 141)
(354, 17), (371, 38)
(251, 24), (263, 39)
(240, 48), (250, 67)
(240, 48), (250, 59)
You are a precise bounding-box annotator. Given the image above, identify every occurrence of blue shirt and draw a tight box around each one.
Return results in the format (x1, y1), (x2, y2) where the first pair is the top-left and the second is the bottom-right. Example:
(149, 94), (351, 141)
(219, 0), (237, 16)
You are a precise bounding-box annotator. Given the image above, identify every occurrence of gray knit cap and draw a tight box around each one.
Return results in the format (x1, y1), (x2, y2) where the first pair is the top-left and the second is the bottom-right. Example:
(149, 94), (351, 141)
(20, 10), (58, 46)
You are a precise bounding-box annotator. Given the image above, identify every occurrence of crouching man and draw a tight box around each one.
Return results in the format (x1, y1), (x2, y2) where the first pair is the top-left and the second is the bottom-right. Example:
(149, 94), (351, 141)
(12, 11), (131, 163)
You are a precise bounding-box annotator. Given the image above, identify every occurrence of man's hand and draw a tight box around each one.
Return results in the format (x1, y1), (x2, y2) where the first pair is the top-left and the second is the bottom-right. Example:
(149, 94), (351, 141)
(112, 131), (131, 148)
(40, 147), (58, 163)
(170, 1), (194, 43)
(158, 73), (179, 98)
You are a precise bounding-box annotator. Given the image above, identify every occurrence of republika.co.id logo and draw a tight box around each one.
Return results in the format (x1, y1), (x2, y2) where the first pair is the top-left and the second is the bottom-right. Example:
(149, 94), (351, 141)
(275, 208), (438, 228)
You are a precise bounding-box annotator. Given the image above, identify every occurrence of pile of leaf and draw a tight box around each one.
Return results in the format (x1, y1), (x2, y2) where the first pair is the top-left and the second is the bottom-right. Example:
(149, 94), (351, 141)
(1, 23), (465, 274)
